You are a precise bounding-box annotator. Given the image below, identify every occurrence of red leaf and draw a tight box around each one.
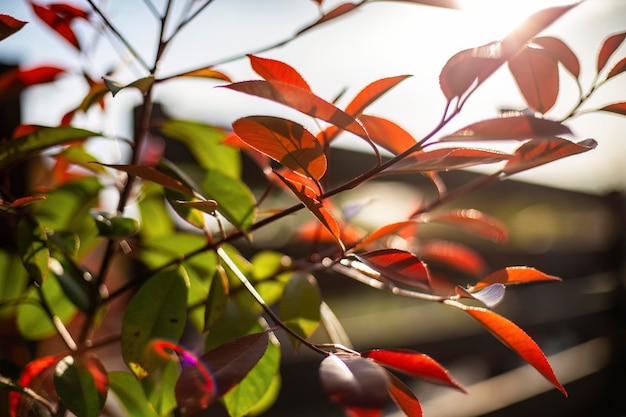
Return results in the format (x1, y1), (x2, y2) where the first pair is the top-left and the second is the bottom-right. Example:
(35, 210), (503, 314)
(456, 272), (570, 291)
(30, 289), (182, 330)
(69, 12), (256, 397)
(345, 75), (412, 116)
(30, 2), (89, 50)
(419, 209), (507, 243)
(18, 66), (66, 86)
(599, 102), (626, 116)
(441, 115), (571, 142)
(297, 220), (364, 248)
(0, 14), (27, 41)
(356, 249), (431, 291)
(353, 221), (418, 251)
(418, 240), (486, 278)
(386, 371), (423, 417)
(503, 137), (597, 175)
(222, 80), (368, 140)
(606, 56), (626, 80)
(358, 115), (417, 155)
(274, 171), (344, 251)
(384, 148), (510, 174)
(597, 31), (626, 73)
(10, 355), (61, 417)
(99, 163), (195, 196)
(457, 305), (567, 396)
(319, 355), (390, 411)
(472, 266), (561, 291)
(232, 116), (326, 180)
(248, 55), (311, 91)
(508, 45), (560, 114)
(532, 36), (580, 78)
(363, 349), (466, 392)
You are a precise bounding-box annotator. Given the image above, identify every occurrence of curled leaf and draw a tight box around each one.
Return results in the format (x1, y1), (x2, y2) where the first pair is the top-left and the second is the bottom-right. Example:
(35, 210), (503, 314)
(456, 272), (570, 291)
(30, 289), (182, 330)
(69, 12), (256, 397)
(472, 266), (561, 291)
(455, 283), (506, 308)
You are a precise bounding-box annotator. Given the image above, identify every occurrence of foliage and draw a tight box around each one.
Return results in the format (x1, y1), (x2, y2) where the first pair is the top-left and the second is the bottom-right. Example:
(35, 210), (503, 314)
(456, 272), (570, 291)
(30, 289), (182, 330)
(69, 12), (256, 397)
(0, 1), (625, 416)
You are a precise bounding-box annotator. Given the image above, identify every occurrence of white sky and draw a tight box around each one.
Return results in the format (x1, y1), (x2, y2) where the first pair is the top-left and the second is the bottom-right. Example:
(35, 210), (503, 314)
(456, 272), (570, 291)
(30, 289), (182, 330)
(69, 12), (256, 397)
(2, 0), (626, 194)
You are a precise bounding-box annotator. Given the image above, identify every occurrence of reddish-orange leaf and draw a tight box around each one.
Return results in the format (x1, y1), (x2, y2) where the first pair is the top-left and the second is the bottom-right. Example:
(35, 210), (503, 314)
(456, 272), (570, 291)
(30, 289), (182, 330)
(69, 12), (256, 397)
(248, 55), (311, 91)
(30, 2), (89, 50)
(297, 220), (363, 248)
(174, 66), (231, 82)
(599, 102), (626, 116)
(597, 30), (626, 73)
(352, 221), (417, 251)
(364, 349), (466, 392)
(508, 45), (560, 114)
(274, 171), (344, 251)
(458, 305), (567, 395)
(232, 116), (326, 180)
(345, 75), (412, 116)
(298, 3), (360, 35)
(359, 115), (417, 155)
(356, 249), (431, 291)
(10, 355), (60, 417)
(503, 137), (597, 175)
(419, 240), (486, 278)
(18, 65), (65, 86)
(9, 195), (46, 208)
(386, 371), (423, 417)
(419, 209), (507, 243)
(0, 14), (27, 41)
(224, 80), (369, 140)
(99, 163), (195, 196)
(533, 36), (580, 78)
(441, 115), (571, 142)
(606, 56), (626, 80)
(472, 266), (561, 291)
(383, 148), (510, 174)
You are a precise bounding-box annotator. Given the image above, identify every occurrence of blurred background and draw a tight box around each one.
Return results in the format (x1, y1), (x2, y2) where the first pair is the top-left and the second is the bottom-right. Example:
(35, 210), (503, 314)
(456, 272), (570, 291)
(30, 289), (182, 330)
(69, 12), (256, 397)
(1, 0), (626, 416)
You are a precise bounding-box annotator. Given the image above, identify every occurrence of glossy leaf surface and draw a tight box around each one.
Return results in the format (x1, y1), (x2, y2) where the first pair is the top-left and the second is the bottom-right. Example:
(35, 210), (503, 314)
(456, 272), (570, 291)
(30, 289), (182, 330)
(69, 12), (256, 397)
(503, 137), (597, 175)
(441, 115), (570, 142)
(383, 148), (510, 174)
(472, 266), (561, 291)
(455, 283), (506, 308)
(419, 209), (507, 243)
(597, 30), (626, 73)
(363, 349), (465, 392)
(356, 249), (430, 291)
(54, 355), (108, 417)
(0, 14), (27, 40)
(233, 116), (326, 179)
(508, 45), (559, 113)
(386, 371), (423, 417)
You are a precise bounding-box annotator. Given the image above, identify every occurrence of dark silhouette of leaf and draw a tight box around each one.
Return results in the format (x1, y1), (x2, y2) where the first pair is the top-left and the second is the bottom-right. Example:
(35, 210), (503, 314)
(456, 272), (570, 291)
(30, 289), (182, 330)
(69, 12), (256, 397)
(359, 115), (417, 155)
(356, 249), (431, 291)
(30, 1), (89, 50)
(597, 30), (626, 73)
(363, 349), (466, 392)
(472, 266), (561, 291)
(599, 102), (626, 116)
(441, 115), (570, 142)
(383, 148), (510, 174)
(419, 240), (486, 278)
(99, 163), (194, 196)
(419, 209), (507, 243)
(508, 45), (560, 113)
(233, 116), (326, 180)
(454, 304), (567, 396)
(503, 137), (597, 175)
(386, 371), (423, 417)
(103, 76), (154, 97)
(319, 355), (390, 411)
(533, 36), (580, 78)
(249, 55), (311, 91)
(0, 14), (27, 40)
(607, 56), (626, 80)
(54, 354), (108, 417)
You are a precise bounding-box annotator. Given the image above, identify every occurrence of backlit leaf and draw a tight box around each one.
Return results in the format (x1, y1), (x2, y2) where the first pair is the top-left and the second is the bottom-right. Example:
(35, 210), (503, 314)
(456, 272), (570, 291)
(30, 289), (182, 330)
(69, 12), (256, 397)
(503, 137), (597, 175)
(274, 171), (343, 250)
(419, 209), (507, 243)
(54, 354), (108, 417)
(121, 266), (189, 379)
(533, 36), (580, 78)
(419, 240), (486, 278)
(363, 349), (466, 392)
(30, 2), (89, 49)
(100, 163), (194, 196)
(597, 30), (626, 73)
(249, 55), (311, 91)
(599, 102), (626, 116)
(352, 221), (417, 251)
(0, 125), (98, 170)
(0, 66), (65, 102)
(0, 14), (27, 40)
(233, 116), (326, 180)
(205, 264), (229, 331)
(508, 45), (560, 113)
(441, 115), (570, 142)
(280, 273), (322, 349)
(382, 148), (510, 174)
(174, 66), (231, 82)
(202, 170), (256, 230)
(17, 216), (49, 285)
(356, 249), (430, 291)
(358, 115), (417, 155)
(10, 355), (60, 417)
(386, 371), (423, 417)
(319, 355), (389, 412)
(606, 56), (626, 80)
(472, 266), (561, 291)
(109, 372), (159, 417)
(455, 304), (567, 395)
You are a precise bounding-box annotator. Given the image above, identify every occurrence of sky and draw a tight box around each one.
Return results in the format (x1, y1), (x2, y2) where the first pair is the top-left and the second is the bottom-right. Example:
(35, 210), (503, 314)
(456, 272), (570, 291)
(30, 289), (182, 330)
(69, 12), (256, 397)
(1, 0), (626, 195)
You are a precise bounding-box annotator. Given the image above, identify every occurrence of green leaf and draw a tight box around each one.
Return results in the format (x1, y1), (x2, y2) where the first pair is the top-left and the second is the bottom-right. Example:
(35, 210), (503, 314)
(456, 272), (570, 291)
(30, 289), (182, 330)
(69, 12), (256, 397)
(251, 250), (291, 281)
(280, 273), (321, 349)
(158, 120), (240, 178)
(17, 274), (77, 339)
(205, 264), (229, 331)
(141, 359), (179, 416)
(92, 212), (139, 238)
(51, 258), (93, 313)
(202, 170), (256, 231)
(222, 333), (281, 417)
(137, 182), (175, 240)
(165, 189), (206, 230)
(17, 215), (49, 285)
(205, 300), (260, 350)
(109, 372), (159, 417)
(121, 266), (190, 379)
(0, 252), (29, 318)
(54, 355), (108, 417)
(0, 126), (99, 170)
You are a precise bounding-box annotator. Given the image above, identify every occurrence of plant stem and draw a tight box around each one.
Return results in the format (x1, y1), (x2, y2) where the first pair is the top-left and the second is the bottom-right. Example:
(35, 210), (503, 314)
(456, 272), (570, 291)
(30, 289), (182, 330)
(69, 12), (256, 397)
(35, 285), (77, 352)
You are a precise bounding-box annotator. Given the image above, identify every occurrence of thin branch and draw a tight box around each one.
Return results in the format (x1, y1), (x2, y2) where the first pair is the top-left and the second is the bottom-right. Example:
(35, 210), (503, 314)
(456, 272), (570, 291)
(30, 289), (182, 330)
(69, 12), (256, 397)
(35, 285), (77, 352)
(141, 0), (161, 19)
(169, 0), (216, 41)
(0, 376), (57, 415)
